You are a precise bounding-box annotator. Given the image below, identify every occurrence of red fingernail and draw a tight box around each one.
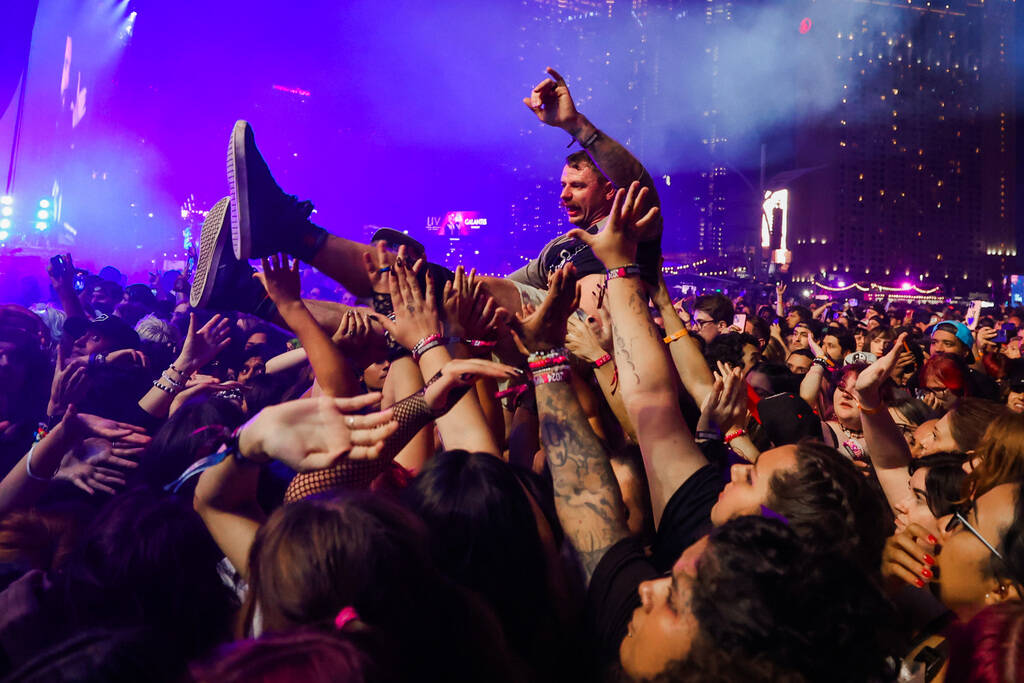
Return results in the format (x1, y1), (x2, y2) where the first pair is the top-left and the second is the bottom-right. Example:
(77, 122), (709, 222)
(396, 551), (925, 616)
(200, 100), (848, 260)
(923, 554), (935, 565)
(921, 567), (933, 579)
(915, 578), (925, 588)
(927, 535), (938, 544)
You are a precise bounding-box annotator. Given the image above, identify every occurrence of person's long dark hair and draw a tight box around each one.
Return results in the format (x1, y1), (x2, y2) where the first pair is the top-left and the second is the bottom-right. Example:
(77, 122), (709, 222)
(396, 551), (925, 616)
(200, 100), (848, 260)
(404, 450), (567, 678)
(244, 491), (522, 683)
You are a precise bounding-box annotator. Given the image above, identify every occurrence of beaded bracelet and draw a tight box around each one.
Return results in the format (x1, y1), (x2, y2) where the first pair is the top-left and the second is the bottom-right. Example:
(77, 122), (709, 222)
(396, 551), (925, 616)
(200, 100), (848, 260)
(160, 372), (183, 388)
(606, 264), (642, 281)
(811, 357), (835, 371)
(152, 379), (179, 394)
(663, 329), (689, 344)
(593, 353), (613, 368)
(527, 347), (569, 364)
(723, 429), (747, 444)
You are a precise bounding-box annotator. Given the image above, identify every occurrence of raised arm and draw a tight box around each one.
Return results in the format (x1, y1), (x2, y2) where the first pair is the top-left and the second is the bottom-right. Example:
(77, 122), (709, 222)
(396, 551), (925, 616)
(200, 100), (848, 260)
(255, 254), (359, 397)
(650, 271), (714, 407)
(569, 183), (707, 528)
(853, 334), (914, 511)
(376, 257), (501, 457)
(524, 67), (661, 227)
(138, 313), (232, 418)
(512, 265), (629, 584)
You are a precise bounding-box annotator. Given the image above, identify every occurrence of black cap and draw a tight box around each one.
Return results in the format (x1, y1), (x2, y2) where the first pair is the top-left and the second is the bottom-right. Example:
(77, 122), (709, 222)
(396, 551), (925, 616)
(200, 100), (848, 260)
(69, 314), (140, 351)
(370, 228), (425, 256)
(756, 392), (822, 447)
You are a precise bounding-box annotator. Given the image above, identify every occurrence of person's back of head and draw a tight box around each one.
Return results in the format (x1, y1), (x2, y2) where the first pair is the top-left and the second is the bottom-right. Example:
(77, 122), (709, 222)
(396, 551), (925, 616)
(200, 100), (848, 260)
(788, 305), (812, 325)
(949, 397), (1008, 454)
(246, 492), (519, 683)
(705, 332), (758, 372)
(60, 488), (236, 666)
(404, 450), (555, 660)
(690, 516), (892, 683)
(764, 440), (892, 576)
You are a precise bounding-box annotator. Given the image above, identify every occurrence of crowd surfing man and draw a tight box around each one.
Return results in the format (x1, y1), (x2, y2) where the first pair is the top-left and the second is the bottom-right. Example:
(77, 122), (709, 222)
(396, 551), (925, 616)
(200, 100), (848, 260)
(0, 69), (1023, 683)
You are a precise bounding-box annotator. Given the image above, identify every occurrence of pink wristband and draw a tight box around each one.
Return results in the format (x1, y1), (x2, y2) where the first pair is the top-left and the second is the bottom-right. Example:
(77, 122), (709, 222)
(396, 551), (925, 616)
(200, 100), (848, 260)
(594, 353), (613, 368)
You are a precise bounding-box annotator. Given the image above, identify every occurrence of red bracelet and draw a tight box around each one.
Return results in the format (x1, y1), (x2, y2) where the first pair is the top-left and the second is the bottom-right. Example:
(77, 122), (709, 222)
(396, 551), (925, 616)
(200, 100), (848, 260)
(532, 356), (573, 370)
(723, 429), (747, 444)
(464, 339), (497, 348)
(594, 353), (613, 368)
(412, 333), (445, 361)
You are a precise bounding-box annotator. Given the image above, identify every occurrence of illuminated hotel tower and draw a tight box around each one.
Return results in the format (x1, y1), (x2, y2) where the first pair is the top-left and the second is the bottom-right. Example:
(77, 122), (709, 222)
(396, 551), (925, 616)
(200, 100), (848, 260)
(787, 0), (1015, 295)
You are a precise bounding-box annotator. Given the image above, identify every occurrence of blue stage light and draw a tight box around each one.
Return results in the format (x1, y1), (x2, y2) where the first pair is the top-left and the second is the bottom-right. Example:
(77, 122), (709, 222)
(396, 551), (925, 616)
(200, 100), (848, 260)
(39, 199), (50, 209)
(0, 230), (8, 241)
(35, 221), (48, 231)
(37, 210), (49, 220)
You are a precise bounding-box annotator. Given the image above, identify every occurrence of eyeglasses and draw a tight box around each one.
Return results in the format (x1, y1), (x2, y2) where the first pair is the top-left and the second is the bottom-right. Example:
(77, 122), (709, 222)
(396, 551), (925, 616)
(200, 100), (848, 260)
(691, 318), (716, 329)
(915, 386), (952, 401)
(945, 502), (1004, 560)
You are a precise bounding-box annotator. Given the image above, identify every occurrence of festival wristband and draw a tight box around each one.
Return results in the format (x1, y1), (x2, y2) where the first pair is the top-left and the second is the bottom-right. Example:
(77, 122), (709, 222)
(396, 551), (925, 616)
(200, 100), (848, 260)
(593, 353), (613, 368)
(605, 264), (642, 281)
(663, 329), (689, 344)
(724, 429), (747, 444)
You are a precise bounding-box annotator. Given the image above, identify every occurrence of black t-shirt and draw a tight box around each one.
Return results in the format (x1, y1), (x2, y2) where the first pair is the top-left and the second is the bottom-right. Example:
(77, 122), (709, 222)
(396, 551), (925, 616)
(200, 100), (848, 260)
(584, 464), (723, 664)
(541, 227), (662, 283)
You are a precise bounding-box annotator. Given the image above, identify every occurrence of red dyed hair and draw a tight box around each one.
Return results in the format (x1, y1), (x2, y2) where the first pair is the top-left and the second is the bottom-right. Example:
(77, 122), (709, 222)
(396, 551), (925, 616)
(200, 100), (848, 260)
(945, 601), (1024, 682)
(919, 354), (967, 394)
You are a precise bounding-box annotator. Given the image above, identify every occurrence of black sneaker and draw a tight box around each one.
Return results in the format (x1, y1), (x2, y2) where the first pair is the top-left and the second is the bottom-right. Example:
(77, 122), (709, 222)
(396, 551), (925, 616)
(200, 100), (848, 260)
(190, 196), (274, 317)
(227, 120), (323, 262)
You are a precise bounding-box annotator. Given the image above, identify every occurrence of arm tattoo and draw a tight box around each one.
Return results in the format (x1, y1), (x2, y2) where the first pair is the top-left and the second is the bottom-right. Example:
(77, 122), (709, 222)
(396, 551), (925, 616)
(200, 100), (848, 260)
(536, 380), (629, 585)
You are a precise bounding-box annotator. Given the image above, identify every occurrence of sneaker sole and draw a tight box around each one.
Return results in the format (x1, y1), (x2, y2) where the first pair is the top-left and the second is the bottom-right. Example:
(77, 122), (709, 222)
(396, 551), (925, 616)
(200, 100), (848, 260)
(227, 120), (252, 261)
(190, 196), (232, 309)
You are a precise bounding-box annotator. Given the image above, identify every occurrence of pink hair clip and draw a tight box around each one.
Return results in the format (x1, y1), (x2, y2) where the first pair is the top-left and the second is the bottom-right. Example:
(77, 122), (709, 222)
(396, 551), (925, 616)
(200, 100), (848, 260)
(334, 606), (360, 630)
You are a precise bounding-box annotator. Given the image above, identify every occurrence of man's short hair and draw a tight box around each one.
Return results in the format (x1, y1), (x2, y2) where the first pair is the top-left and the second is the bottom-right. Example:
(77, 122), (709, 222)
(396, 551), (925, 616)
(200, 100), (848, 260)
(824, 326), (857, 355)
(787, 348), (815, 361)
(694, 293), (735, 325)
(564, 151), (609, 183)
(788, 305), (813, 324)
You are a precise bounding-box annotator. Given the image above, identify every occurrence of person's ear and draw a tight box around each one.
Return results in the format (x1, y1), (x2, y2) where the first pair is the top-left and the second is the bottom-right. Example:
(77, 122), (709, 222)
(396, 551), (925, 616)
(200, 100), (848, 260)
(985, 581), (1021, 606)
(603, 180), (616, 201)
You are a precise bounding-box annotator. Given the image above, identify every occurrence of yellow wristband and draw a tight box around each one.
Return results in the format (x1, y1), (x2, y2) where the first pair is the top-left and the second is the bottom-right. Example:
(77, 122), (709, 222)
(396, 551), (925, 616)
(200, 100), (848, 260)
(663, 329), (689, 344)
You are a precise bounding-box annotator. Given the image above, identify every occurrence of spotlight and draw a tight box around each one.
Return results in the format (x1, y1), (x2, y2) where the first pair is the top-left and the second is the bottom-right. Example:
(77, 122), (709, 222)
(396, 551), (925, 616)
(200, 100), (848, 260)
(37, 210), (49, 220)
(38, 199), (50, 209)
(0, 230), (7, 241)
(0, 207), (11, 217)
(35, 221), (48, 231)
(0, 218), (9, 229)
(0, 196), (11, 205)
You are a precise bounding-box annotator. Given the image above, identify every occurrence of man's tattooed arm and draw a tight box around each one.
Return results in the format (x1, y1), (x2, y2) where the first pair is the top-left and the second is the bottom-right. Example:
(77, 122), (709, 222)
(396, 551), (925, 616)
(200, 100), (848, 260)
(536, 379), (629, 585)
(604, 276), (708, 529)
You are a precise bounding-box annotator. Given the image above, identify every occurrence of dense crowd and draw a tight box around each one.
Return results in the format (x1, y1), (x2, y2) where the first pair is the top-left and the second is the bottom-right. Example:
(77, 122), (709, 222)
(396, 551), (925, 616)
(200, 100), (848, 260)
(0, 69), (1022, 682)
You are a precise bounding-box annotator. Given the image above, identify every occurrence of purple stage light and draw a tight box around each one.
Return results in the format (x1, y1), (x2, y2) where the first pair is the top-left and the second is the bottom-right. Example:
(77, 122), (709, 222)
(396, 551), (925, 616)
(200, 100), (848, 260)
(901, 282), (912, 290)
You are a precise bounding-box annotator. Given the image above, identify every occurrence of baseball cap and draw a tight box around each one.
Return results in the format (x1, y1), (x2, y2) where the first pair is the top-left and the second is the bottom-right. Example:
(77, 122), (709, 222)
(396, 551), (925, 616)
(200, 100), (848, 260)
(65, 314), (140, 351)
(926, 320), (974, 349)
(370, 228), (425, 256)
(844, 351), (878, 365)
(755, 393), (823, 447)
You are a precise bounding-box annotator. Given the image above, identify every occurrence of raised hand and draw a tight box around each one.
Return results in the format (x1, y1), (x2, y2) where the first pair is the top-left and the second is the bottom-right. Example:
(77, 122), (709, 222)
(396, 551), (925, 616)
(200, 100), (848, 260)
(362, 241), (398, 295)
(566, 181), (659, 269)
(510, 265), (580, 354)
(254, 253), (302, 306)
(48, 347), (89, 417)
(179, 313), (232, 371)
(441, 266), (501, 343)
(373, 252), (442, 352)
(701, 363), (748, 435)
(332, 308), (384, 355)
(421, 358), (523, 416)
(566, 314), (606, 363)
(523, 67), (580, 130)
(854, 332), (906, 408)
(47, 253), (76, 293)
(56, 437), (136, 495)
(238, 392), (398, 469)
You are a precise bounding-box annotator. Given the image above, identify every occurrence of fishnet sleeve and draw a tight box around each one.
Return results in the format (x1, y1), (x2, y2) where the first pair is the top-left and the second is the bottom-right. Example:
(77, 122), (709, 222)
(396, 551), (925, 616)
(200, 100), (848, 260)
(284, 392), (441, 502)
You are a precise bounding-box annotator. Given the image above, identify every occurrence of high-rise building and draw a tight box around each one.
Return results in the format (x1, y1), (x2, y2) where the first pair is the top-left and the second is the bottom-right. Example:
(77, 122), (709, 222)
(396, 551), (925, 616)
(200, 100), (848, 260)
(786, 0), (1015, 296)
